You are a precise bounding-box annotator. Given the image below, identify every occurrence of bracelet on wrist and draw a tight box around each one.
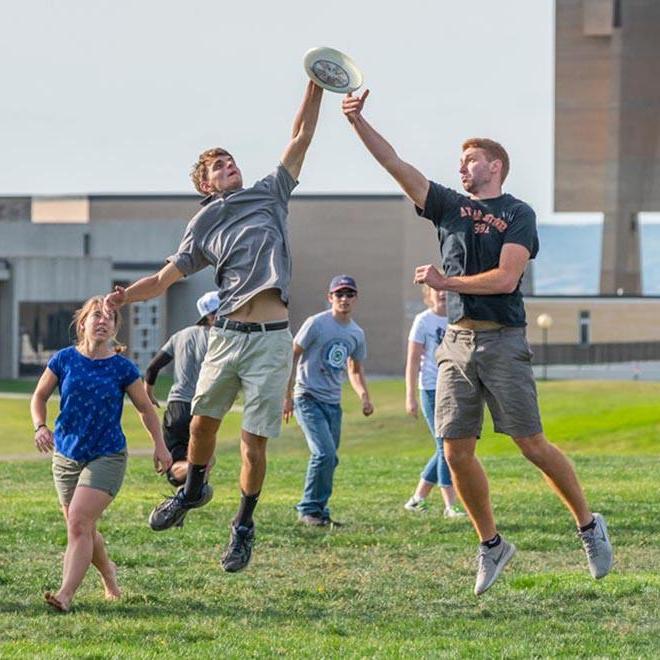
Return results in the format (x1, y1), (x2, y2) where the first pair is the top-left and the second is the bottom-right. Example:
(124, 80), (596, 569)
(34, 423), (47, 433)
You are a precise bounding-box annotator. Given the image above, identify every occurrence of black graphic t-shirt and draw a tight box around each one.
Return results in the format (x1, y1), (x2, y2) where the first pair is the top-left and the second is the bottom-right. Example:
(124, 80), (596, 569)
(416, 182), (539, 326)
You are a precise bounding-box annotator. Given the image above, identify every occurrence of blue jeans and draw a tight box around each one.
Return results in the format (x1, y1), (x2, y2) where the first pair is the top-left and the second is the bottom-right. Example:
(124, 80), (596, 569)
(419, 389), (452, 487)
(294, 395), (343, 518)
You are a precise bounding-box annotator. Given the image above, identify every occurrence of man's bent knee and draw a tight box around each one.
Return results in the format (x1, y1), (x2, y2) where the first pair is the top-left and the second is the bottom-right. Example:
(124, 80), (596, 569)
(190, 415), (221, 440)
(241, 431), (268, 464)
(513, 432), (550, 463)
(444, 437), (478, 470)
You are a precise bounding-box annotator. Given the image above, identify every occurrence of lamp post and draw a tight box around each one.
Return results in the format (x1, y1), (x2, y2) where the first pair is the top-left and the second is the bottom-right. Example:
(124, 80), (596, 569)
(536, 313), (554, 381)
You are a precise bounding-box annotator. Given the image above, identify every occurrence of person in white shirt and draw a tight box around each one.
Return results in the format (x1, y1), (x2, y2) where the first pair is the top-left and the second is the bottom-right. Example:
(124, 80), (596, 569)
(404, 286), (464, 518)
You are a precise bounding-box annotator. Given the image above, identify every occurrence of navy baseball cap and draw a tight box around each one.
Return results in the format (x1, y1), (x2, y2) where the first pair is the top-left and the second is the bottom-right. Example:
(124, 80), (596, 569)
(329, 275), (358, 292)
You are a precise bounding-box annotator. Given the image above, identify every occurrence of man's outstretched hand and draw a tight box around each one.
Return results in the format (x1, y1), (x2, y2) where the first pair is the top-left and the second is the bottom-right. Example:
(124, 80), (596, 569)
(104, 286), (127, 314)
(342, 90), (370, 124)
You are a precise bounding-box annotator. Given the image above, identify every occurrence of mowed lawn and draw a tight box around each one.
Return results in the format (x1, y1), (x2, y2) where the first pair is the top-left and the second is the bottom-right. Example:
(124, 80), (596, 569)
(1, 380), (659, 657)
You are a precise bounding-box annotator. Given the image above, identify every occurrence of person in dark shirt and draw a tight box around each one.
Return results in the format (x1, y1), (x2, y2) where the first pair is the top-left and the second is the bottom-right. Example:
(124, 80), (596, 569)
(342, 90), (612, 596)
(144, 291), (219, 492)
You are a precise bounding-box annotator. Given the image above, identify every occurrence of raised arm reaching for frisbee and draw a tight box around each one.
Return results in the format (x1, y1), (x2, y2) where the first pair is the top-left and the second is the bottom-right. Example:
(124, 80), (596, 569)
(342, 91), (429, 209)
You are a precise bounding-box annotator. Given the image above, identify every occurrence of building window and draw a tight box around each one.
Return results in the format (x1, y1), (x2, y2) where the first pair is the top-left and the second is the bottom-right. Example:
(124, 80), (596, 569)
(18, 302), (80, 375)
(579, 311), (591, 346)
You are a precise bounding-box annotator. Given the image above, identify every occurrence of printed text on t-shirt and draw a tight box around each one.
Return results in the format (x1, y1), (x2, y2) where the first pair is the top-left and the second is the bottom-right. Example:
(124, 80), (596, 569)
(460, 206), (508, 234)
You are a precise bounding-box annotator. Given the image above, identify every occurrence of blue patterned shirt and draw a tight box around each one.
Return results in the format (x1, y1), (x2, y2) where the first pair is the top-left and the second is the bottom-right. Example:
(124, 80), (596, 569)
(47, 347), (141, 461)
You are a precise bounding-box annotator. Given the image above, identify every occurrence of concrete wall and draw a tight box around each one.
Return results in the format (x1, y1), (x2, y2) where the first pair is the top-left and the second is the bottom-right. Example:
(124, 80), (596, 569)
(288, 195), (440, 374)
(525, 296), (660, 344)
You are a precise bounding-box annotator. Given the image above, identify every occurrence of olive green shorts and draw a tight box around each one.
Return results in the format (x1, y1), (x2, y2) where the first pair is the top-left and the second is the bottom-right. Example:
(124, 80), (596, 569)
(52, 450), (128, 506)
(435, 326), (543, 439)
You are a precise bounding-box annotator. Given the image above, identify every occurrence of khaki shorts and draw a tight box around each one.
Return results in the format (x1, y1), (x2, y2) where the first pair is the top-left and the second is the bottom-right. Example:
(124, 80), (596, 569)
(192, 326), (293, 438)
(435, 326), (543, 439)
(52, 450), (127, 506)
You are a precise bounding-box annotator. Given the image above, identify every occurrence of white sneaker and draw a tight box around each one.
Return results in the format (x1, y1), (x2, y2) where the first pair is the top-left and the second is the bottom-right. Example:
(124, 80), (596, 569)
(577, 513), (613, 579)
(404, 496), (428, 513)
(443, 505), (466, 519)
(474, 537), (516, 596)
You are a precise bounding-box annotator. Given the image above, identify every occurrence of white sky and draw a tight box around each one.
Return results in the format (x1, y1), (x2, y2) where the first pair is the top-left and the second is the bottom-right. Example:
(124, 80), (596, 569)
(2, 0), (656, 224)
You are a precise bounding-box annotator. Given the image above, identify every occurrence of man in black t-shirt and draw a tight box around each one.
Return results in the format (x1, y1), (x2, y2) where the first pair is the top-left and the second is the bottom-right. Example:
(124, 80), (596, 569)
(342, 90), (612, 596)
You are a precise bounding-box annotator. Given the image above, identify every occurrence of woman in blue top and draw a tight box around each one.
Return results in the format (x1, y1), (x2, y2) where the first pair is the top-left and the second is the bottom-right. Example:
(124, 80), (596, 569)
(30, 296), (172, 613)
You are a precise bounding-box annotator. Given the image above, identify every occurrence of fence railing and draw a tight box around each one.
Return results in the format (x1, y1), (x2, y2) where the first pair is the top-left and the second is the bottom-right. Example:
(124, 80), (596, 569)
(529, 341), (660, 365)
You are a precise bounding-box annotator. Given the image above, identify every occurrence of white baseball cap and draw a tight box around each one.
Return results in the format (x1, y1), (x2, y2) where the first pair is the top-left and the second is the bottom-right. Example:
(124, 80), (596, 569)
(196, 291), (220, 325)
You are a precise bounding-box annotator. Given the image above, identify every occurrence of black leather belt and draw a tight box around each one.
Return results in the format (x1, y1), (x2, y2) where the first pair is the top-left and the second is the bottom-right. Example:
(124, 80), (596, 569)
(214, 317), (289, 333)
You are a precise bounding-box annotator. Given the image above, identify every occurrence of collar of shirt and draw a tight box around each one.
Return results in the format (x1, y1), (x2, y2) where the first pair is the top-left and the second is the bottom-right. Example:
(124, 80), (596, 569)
(199, 188), (245, 207)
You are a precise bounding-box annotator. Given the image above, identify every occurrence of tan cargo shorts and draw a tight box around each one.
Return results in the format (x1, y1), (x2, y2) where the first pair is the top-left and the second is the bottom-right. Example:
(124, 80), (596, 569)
(192, 326), (293, 438)
(52, 450), (127, 506)
(435, 326), (543, 439)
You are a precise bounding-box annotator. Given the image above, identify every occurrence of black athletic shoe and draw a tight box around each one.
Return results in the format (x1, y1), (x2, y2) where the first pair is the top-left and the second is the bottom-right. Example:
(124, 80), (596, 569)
(221, 523), (255, 572)
(148, 483), (214, 531)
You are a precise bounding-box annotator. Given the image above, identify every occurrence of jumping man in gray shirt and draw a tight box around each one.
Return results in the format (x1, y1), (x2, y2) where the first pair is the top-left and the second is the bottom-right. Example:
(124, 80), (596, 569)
(105, 80), (324, 572)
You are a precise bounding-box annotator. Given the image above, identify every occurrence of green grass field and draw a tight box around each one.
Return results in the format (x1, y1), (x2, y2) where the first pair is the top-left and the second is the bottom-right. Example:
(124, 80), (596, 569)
(1, 380), (659, 657)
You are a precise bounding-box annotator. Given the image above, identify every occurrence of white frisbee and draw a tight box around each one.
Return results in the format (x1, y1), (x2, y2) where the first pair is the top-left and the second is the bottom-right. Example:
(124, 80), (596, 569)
(303, 46), (363, 94)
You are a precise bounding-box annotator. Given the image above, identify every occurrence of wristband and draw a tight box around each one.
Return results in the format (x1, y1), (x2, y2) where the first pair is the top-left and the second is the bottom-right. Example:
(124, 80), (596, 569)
(34, 423), (48, 432)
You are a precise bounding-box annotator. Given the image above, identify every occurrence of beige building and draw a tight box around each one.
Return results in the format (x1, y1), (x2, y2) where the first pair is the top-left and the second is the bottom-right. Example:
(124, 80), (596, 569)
(525, 295), (660, 363)
(0, 193), (458, 377)
(1, 193), (657, 378)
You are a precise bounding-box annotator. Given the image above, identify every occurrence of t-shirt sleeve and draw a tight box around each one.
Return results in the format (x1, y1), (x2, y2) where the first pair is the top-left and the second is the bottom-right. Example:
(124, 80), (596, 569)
(414, 181), (458, 226)
(503, 203), (539, 259)
(120, 359), (142, 390)
(258, 163), (298, 206)
(166, 218), (212, 277)
(408, 314), (426, 344)
(352, 331), (367, 362)
(294, 316), (317, 350)
(160, 335), (175, 356)
(47, 350), (63, 379)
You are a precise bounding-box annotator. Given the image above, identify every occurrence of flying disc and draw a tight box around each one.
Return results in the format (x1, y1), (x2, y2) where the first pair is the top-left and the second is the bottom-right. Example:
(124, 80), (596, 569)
(303, 47), (363, 94)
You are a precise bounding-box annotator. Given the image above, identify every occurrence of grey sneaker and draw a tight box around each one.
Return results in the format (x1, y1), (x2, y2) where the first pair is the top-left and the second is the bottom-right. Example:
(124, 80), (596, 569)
(578, 513), (613, 579)
(474, 537), (516, 596)
(221, 524), (255, 573)
(299, 514), (329, 527)
(148, 483), (214, 531)
(404, 496), (429, 513)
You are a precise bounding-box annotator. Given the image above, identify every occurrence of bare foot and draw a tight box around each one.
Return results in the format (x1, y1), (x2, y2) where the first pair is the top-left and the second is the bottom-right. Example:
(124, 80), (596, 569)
(101, 561), (121, 600)
(44, 591), (71, 613)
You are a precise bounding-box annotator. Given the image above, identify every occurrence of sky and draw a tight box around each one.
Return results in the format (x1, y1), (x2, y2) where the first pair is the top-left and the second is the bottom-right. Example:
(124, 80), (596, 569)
(1, 0), (655, 225)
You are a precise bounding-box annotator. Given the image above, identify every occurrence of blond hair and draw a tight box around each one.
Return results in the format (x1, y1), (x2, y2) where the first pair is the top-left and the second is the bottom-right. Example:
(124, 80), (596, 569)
(72, 296), (125, 354)
(462, 138), (510, 183)
(190, 147), (233, 195)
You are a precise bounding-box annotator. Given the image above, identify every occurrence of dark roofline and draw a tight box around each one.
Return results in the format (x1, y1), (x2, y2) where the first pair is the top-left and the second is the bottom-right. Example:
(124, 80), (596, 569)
(29, 192), (407, 202)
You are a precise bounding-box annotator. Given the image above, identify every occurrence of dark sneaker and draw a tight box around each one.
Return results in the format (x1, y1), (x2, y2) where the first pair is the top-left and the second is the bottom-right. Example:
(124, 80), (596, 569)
(221, 524), (255, 573)
(322, 516), (343, 528)
(298, 514), (329, 527)
(474, 537), (516, 596)
(578, 513), (613, 579)
(148, 483), (214, 532)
